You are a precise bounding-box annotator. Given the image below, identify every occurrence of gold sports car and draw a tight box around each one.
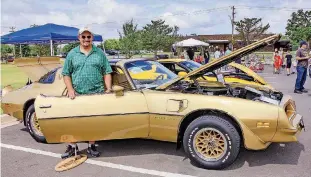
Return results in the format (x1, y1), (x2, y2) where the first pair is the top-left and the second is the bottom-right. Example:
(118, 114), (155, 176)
(1, 34), (305, 170)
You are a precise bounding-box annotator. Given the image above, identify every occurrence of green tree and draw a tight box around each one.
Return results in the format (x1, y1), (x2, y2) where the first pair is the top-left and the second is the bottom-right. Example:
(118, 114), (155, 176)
(234, 18), (270, 45)
(0, 44), (13, 57)
(141, 19), (179, 56)
(285, 9), (311, 44)
(104, 39), (121, 50)
(62, 42), (80, 53)
(14, 44), (31, 57)
(30, 45), (52, 56)
(118, 19), (142, 58)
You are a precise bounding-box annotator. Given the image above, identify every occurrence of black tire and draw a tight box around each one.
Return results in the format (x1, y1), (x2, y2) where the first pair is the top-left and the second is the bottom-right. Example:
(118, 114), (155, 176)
(183, 115), (240, 170)
(25, 105), (46, 143)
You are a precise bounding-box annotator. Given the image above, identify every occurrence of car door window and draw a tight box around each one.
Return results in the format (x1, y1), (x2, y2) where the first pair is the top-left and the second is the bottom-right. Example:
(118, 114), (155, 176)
(162, 63), (177, 74)
(38, 68), (59, 84)
(174, 64), (187, 73)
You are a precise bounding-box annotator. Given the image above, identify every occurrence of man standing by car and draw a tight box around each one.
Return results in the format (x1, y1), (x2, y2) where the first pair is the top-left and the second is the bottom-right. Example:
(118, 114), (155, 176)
(294, 41), (309, 94)
(61, 27), (113, 158)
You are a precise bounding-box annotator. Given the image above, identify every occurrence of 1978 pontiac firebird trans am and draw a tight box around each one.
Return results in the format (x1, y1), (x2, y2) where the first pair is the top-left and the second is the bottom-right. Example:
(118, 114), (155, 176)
(1, 34), (305, 169)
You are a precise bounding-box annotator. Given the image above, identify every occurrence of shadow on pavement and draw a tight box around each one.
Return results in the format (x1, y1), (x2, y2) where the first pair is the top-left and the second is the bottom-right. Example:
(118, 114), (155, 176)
(77, 138), (304, 170)
(225, 142), (305, 170)
(20, 127), (28, 132)
(79, 138), (186, 159)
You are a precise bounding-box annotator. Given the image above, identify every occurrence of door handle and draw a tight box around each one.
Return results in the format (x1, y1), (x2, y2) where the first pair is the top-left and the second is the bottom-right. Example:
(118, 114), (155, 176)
(39, 104), (51, 108)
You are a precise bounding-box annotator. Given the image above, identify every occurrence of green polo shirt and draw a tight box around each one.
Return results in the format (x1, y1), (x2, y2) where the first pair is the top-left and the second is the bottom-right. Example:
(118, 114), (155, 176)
(62, 45), (112, 94)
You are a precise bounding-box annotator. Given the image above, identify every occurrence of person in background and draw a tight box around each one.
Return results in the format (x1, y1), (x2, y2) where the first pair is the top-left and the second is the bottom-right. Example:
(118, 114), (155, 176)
(273, 48), (278, 73)
(171, 45), (177, 56)
(273, 51), (281, 74)
(220, 49), (224, 58)
(294, 41), (309, 94)
(214, 47), (221, 59)
(284, 49), (293, 76)
(183, 49), (189, 60)
(187, 47), (194, 60)
(279, 47), (285, 69)
(203, 48), (210, 64)
(195, 53), (204, 64)
(225, 46), (232, 55)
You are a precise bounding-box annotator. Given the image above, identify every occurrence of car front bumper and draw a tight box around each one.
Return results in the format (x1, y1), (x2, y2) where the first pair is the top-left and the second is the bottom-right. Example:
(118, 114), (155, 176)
(271, 114), (305, 142)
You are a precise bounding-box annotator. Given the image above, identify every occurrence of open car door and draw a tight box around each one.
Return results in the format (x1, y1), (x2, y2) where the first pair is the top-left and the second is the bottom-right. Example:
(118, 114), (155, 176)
(34, 88), (149, 143)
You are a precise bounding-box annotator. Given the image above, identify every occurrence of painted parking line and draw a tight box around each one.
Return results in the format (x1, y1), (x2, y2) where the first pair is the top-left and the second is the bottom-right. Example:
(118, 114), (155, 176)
(1, 121), (20, 129)
(0, 143), (195, 177)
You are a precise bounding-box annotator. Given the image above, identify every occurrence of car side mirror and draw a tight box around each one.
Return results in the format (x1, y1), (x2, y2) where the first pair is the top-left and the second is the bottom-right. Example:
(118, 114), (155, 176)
(112, 85), (124, 96)
(178, 71), (187, 77)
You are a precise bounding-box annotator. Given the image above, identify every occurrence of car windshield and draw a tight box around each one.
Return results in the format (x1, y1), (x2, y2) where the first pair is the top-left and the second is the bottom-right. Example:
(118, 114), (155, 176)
(180, 60), (216, 76)
(180, 61), (201, 71)
(125, 60), (178, 89)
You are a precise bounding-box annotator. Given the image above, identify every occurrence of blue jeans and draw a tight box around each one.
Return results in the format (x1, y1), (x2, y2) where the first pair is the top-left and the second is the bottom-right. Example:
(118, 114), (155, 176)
(295, 66), (307, 90)
(204, 57), (209, 64)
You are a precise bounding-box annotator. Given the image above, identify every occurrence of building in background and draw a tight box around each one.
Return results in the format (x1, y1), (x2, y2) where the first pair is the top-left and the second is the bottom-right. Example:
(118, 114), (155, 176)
(182, 34), (278, 52)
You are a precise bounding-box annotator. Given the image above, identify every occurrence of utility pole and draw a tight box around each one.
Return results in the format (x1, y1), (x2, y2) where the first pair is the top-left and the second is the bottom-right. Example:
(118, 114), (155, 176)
(9, 26), (15, 33)
(229, 6), (236, 50)
(9, 26), (16, 56)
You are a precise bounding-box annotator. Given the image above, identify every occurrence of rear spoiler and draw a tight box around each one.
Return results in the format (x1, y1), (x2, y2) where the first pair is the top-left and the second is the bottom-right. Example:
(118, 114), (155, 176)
(14, 57), (61, 67)
(13, 57), (63, 82)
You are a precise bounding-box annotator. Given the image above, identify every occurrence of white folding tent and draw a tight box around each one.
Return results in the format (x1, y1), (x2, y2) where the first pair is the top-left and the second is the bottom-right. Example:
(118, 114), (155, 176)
(175, 38), (209, 47)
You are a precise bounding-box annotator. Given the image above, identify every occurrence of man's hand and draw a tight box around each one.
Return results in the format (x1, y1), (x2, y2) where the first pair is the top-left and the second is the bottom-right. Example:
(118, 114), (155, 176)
(63, 76), (76, 99)
(68, 89), (76, 99)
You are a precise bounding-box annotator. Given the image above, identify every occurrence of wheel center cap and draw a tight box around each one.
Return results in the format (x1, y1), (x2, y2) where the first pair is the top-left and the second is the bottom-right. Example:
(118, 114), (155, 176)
(207, 140), (216, 149)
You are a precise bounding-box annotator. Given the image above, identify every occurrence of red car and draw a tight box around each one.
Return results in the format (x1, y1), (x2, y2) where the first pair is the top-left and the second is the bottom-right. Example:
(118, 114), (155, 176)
(6, 56), (14, 62)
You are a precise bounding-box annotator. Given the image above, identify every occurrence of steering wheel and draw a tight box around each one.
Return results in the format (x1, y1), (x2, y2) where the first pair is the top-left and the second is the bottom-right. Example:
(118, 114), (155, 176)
(154, 74), (164, 81)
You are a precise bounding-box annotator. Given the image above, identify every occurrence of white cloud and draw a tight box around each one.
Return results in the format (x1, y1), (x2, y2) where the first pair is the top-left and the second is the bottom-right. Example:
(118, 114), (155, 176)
(1, 0), (310, 39)
(1, 0), (141, 38)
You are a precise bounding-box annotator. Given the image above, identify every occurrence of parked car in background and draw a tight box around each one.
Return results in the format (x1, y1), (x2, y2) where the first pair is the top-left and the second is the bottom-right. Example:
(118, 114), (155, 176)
(1, 56), (14, 63)
(156, 54), (169, 59)
(105, 50), (120, 55)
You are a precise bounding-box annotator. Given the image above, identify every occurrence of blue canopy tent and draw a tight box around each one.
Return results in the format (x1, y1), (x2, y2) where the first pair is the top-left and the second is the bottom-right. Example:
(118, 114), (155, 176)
(1, 23), (103, 56)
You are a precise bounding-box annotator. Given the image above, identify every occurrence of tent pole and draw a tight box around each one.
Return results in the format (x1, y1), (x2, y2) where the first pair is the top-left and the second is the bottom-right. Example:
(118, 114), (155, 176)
(20, 44), (22, 57)
(50, 40), (53, 56)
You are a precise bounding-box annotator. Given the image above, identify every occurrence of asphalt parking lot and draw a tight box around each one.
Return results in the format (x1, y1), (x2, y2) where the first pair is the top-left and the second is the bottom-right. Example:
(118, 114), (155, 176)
(1, 66), (311, 177)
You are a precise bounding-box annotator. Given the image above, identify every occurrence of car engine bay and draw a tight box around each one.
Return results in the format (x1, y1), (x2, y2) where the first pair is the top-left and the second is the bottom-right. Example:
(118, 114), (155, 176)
(169, 80), (283, 106)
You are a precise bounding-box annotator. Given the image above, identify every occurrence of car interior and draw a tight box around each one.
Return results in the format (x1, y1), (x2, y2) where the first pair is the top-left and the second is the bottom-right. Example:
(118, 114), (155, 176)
(161, 63), (187, 75)
(111, 66), (132, 91)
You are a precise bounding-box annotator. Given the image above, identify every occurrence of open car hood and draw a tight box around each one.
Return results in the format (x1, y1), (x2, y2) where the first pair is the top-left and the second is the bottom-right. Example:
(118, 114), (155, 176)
(156, 34), (281, 90)
(229, 62), (267, 85)
(13, 57), (62, 82)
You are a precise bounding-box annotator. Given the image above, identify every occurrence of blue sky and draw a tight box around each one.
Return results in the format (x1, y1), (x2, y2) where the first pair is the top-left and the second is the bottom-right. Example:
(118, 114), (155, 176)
(1, 0), (310, 40)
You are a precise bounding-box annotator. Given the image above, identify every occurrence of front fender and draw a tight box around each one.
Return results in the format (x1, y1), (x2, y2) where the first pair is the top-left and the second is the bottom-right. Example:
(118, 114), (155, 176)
(179, 95), (279, 150)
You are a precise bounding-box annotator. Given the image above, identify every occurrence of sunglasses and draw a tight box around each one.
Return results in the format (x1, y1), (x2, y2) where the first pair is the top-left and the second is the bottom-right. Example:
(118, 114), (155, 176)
(81, 35), (92, 39)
